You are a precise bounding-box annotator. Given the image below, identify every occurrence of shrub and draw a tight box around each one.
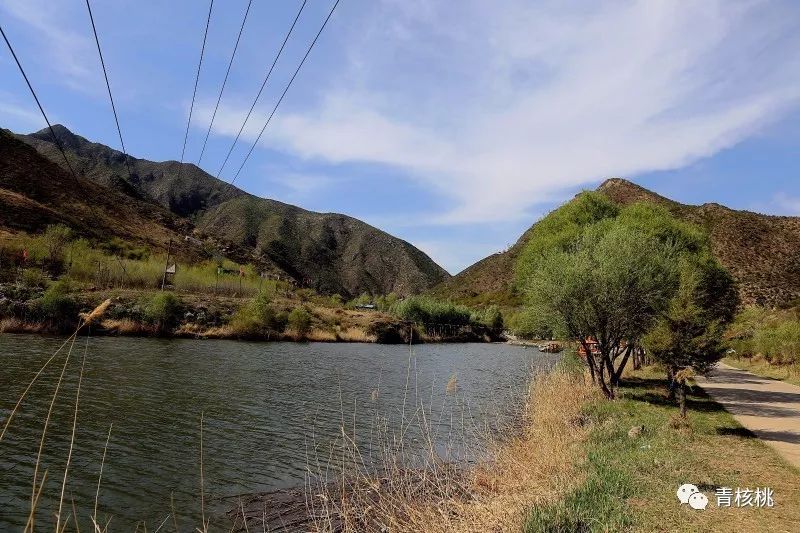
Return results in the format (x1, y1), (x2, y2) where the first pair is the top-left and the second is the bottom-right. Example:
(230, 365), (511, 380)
(288, 307), (313, 337)
(230, 292), (287, 335)
(42, 224), (73, 272)
(507, 309), (553, 339)
(37, 279), (77, 326)
(471, 305), (504, 329)
(144, 292), (182, 330)
(390, 296), (472, 326)
(21, 268), (49, 289)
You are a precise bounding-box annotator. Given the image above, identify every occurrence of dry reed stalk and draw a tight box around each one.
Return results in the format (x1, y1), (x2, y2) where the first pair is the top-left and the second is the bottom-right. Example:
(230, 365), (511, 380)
(71, 496), (81, 533)
(308, 367), (596, 533)
(25, 331), (79, 532)
(56, 336), (88, 533)
(0, 329), (78, 441)
(93, 423), (113, 529)
(81, 299), (112, 325)
(199, 411), (208, 533)
(170, 493), (179, 533)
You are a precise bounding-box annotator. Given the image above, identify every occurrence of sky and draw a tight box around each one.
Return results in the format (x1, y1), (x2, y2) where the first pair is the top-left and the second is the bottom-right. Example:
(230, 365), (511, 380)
(1, 0), (799, 274)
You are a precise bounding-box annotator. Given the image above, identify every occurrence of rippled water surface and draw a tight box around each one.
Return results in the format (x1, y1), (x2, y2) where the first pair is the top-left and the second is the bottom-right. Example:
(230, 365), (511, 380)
(0, 335), (556, 530)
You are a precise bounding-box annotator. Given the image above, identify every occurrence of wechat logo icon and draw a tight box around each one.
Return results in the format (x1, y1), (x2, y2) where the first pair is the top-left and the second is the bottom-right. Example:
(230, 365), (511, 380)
(677, 484), (708, 510)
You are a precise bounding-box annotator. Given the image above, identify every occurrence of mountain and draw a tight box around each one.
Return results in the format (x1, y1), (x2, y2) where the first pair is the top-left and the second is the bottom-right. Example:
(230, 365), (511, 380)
(0, 128), (202, 258)
(430, 178), (800, 308)
(10, 125), (449, 297)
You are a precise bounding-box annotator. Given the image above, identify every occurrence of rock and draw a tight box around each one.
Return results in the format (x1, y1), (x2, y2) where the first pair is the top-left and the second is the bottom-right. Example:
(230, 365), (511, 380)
(628, 425), (645, 439)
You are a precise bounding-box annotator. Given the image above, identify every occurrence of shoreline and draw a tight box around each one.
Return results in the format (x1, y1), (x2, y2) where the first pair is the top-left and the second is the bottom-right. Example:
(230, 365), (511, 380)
(0, 318), (508, 345)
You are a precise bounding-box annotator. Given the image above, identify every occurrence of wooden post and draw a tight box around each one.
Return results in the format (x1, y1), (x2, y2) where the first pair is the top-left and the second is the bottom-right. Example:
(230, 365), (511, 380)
(161, 238), (172, 291)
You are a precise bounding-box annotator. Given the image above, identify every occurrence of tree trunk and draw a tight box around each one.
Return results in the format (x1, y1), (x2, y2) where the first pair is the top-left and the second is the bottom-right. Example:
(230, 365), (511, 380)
(597, 359), (614, 399)
(667, 366), (677, 401)
(632, 347), (642, 370)
(678, 381), (687, 418)
(611, 344), (633, 389)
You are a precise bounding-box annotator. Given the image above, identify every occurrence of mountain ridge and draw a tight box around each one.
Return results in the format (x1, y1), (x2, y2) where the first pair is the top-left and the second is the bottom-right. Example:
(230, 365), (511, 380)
(430, 178), (800, 308)
(5, 124), (450, 297)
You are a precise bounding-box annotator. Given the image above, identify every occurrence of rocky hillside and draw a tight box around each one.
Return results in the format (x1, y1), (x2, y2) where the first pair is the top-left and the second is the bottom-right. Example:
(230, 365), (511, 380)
(431, 178), (800, 308)
(0, 129), (200, 258)
(9, 125), (449, 297)
(598, 178), (800, 307)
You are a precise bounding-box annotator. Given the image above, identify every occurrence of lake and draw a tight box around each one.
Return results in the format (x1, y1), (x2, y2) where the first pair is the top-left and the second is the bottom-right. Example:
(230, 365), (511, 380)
(0, 335), (557, 530)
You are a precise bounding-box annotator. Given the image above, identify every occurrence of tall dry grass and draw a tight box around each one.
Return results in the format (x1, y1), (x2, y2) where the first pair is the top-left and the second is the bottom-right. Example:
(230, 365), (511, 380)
(291, 364), (596, 533)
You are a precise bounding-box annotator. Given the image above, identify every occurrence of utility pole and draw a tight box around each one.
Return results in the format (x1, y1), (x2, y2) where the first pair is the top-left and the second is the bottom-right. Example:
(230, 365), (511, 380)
(161, 238), (172, 291)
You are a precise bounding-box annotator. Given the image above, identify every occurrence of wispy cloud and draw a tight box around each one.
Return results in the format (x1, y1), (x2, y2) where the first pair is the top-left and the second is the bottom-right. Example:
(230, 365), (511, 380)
(0, 0), (99, 91)
(771, 192), (800, 215)
(0, 91), (45, 130)
(207, 0), (800, 224)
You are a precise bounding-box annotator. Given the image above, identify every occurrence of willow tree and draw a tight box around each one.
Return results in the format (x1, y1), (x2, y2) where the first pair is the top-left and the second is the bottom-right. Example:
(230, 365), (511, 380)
(517, 195), (725, 399)
(524, 221), (678, 398)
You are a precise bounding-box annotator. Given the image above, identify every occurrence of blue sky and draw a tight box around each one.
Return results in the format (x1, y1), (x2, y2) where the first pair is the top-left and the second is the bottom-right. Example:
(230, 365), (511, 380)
(1, 0), (799, 273)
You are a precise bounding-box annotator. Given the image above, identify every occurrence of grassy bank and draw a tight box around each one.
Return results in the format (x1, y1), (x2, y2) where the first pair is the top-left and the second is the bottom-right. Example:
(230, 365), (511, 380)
(723, 306), (800, 386)
(722, 357), (800, 387)
(527, 365), (800, 532)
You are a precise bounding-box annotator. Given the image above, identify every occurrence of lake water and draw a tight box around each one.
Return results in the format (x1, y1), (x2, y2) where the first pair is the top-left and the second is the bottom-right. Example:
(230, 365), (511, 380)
(0, 335), (557, 530)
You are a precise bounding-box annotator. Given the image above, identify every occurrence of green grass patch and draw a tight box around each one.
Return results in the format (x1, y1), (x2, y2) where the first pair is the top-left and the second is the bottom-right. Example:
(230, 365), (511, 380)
(525, 367), (800, 532)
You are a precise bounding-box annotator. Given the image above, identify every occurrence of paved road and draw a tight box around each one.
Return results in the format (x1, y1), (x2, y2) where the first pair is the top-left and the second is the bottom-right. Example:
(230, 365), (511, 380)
(699, 362), (800, 469)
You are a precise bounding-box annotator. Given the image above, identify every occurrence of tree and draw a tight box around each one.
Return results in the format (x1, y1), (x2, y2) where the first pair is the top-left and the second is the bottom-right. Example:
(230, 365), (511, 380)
(523, 221), (679, 398)
(42, 224), (72, 272)
(517, 197), (733, 400)
(288, 307), (313, 338)
(643, 257), (739, 416)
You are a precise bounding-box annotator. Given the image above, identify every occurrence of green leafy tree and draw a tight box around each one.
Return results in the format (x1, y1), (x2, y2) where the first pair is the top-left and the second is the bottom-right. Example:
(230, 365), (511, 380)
(523, 221), (679, 398)
(643, 258), (739, 416)
(42, 224), (73, 272)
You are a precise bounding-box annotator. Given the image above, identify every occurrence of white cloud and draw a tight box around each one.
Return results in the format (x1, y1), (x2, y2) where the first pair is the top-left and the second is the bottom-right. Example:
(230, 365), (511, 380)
(0, 92), (45, 130)
(771, 192), (800, 215)
(207, 0), (800, 224)
(0, 0), (99, 91)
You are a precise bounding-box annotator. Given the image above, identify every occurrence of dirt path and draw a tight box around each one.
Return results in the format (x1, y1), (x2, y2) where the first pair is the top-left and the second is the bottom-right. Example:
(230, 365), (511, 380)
(699, 362), (800, 469)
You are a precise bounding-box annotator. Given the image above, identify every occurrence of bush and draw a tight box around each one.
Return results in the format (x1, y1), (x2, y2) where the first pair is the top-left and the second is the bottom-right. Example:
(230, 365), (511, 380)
(144, 292), (182, 330)
(471, 305), (504, 329)
(230, 292), (287, 335)
(288, 307), (313, 337)
(727, 307), (800, 365)
(21, 268), (49, 289)
(507, 309), (553, 339)
(36, 279), (77, 326)
(390, 296), (472, 326)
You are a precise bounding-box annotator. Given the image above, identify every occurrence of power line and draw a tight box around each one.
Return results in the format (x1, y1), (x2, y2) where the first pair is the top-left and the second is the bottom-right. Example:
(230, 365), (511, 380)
(85, 0), (134, 181)
(196, 0), (253, 166)
(228, 0), (341, 187)
(177, 0), (214, 180)
(214, 0), (308, 180)
(0, 25), (86, 194)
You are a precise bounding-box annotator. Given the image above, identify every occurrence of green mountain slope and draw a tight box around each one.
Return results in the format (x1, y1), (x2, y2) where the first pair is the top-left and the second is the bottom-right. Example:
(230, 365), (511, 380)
(431, 178), (800, 308)
(13, 125), (449, 297)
